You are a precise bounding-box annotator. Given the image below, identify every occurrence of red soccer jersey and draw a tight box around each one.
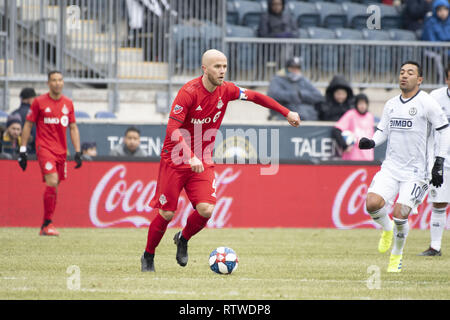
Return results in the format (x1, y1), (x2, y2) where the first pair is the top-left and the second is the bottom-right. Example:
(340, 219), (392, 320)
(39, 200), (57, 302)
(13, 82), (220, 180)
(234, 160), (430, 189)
(26, 93), (76, 155)
(161, 77), (243, 168)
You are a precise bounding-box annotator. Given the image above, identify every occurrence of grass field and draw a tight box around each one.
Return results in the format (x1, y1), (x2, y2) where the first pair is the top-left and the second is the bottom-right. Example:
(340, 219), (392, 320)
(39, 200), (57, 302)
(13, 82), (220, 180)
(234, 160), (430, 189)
(1, 227), (449, 300)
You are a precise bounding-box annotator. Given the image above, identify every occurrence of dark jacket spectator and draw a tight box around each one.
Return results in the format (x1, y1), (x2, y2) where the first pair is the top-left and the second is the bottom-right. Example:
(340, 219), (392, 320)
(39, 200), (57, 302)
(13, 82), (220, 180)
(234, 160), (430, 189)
(0, 114), (22, 157)
(421, 0), (450, 41)
(258, 0), (298, 38)
(402, 0), (433, 32)
(267, 57), (324, 120)
(10, 87), (37, 154)
(317, 75), (354, 121)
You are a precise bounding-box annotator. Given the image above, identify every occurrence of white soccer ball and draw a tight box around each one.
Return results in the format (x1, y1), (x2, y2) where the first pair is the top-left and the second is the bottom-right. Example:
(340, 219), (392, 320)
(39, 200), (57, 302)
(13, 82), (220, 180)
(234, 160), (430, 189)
(209, 247), (238, 275)
(341, 130), (356, 147)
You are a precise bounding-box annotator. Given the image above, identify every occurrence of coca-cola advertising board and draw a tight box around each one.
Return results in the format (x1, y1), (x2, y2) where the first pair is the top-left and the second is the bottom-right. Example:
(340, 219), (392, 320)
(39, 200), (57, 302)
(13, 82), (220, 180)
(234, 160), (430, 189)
(0, 160), (447, 229)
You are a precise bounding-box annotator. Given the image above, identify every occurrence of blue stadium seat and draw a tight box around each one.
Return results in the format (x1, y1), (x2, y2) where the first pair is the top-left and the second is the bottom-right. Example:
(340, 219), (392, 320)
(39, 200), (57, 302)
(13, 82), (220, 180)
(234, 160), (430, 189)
(234, 0), (264, 30)
(201, 23), (222, 52)
(362, 29), (392, 75)
(226, 24), (257, 74)
(335, 28), (363, 40)
(95, 111), (117, 119)
(171, 24), (202, 71)
(307, 27), (336, 39)
(0, 110), (8, 118)
(389, 28), (417, 41)
(335, 28), (364, 72)
(75, 110), (90, 119)
(341, 2), (369, 29)
(297, 28), (309, 39)
(307, 27), (338, 73)
(379, 4), (402, 29)
(287, 1), (321, 28)
(315, 2), (347, 29)
(227, 1), (239, 25)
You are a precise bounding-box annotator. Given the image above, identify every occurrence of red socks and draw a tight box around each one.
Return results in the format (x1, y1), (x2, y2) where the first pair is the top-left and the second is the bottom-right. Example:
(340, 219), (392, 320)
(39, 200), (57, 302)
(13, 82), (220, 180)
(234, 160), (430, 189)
(145, 213), (170, 254)
(43, 186), (57, 223)
(182, 210), (209, 241)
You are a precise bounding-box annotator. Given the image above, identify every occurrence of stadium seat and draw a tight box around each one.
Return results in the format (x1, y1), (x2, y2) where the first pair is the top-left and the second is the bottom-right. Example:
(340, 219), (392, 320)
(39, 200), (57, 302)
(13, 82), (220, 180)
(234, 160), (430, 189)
(315, 2), (347, 29)
(201, 23), (223, 52)
(341, 2), (369, 29)
(335, 28), (363, 40)
(388, 28), (417, 41)
(297, 28), (309, 39)
(171, 24), (202, 71)
(94, 111), (116, 119)
(0, 110), (8, 118)
(307, 27), (338, 74)
(75, 110), (90, 119)
(379, 4), (402, 29)
(234, 0), (264, 30)
(287, 1), (321, 28)
(335, 28), (364, 72)
(307, 27), (336, 39)
(226, 24), (257, 74)
(227, 1), (239, 25)
(362, 29), (392, 75)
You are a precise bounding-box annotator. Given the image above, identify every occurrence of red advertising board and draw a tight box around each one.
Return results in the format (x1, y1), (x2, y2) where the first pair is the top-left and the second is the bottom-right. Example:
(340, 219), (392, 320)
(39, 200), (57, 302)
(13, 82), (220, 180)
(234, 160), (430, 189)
(0, 160), (447, 229)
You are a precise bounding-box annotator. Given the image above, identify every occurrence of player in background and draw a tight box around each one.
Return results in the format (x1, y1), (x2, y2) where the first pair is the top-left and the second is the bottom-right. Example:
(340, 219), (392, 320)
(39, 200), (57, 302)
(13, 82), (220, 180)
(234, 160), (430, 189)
(18, 71), (82, 236)
(419, 66), (450, 256)
(358, 61), (450, 272)
(141, 49), (301, 272)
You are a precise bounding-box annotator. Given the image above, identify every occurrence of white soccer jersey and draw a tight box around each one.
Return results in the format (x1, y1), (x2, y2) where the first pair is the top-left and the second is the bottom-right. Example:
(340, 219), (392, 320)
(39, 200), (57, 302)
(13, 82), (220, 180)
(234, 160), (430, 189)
(377, 90), (449, 181)
(430, 86), (450, 167)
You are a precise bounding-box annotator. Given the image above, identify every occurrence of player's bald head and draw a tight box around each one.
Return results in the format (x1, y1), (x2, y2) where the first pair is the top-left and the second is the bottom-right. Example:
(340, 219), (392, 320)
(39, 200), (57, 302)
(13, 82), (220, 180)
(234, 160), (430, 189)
(201, 49), (227, 67)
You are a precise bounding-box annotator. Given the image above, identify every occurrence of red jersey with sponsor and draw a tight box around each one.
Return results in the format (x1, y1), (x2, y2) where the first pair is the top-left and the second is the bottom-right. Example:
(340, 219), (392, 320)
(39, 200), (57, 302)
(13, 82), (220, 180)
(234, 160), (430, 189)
(26, 93), (76, 155)
(161, 77), (244, 168)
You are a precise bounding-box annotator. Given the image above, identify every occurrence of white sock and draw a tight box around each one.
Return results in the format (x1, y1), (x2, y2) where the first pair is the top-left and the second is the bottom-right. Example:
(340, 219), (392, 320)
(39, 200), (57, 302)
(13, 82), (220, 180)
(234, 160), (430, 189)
(430, 207), (447, 251)
(369, 205), (393, 231)
(392, 217), (409, 255)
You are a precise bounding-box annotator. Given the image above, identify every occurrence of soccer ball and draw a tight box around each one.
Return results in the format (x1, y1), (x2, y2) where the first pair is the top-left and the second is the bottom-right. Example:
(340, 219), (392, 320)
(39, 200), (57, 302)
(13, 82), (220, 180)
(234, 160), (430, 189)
(341, 130), (356, 147)
(209, 247), (238, 274)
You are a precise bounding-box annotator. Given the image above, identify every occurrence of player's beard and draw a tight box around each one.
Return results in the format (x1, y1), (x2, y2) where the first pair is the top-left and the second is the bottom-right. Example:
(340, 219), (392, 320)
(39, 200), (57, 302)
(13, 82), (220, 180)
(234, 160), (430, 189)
(208, 73), (223, 87)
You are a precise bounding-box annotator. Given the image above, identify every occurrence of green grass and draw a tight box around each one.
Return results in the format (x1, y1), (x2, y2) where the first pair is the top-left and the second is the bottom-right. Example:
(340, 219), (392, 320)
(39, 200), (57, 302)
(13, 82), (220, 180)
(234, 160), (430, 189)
(0, 227), (449, 300)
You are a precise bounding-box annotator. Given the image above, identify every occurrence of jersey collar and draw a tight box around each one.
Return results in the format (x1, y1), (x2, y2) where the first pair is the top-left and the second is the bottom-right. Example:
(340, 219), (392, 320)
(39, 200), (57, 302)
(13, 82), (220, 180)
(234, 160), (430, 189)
(399, 89), (421, 104)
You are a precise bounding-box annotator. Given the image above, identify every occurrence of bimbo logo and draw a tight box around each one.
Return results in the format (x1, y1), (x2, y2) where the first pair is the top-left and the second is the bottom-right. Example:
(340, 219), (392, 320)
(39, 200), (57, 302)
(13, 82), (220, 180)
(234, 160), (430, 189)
(390, 118), (413, 129)
(89, 164), (240, 228)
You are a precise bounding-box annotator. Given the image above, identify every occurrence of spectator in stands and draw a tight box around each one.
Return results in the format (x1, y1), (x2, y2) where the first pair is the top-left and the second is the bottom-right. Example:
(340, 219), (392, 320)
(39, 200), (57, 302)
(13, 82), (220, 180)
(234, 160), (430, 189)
(258, 0), (298, 38)
(110, 126), (148, 157)
(10, 87), (37, 154)
(317, 75), (354, 121)
(267, 56), (323, 121)
(81, 142), (97, 161)
(331, 93), (375, 161)
(0, 114), (22, 158)
(421, 0), (450, 42)
(402, 0), (433, 33)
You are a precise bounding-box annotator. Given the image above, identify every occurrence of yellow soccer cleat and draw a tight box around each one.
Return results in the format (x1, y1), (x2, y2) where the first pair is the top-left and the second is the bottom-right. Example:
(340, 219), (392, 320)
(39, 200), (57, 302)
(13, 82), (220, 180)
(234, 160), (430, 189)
(378, 223), (394, 253)
(387, 254), (403, 273)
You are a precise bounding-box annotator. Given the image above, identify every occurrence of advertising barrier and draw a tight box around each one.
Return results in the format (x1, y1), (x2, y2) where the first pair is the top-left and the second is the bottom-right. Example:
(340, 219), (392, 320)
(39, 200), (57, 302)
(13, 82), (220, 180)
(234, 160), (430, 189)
(1, 160), (447, 229)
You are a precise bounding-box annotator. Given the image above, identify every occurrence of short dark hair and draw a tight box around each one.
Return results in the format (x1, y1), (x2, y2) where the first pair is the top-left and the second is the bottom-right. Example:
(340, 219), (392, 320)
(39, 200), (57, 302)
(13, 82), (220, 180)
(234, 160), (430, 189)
(445, 65), (450, 80)
(125, 126), (140, 136)
(400, 61), (422, 77)
(48, 70), (63, 80)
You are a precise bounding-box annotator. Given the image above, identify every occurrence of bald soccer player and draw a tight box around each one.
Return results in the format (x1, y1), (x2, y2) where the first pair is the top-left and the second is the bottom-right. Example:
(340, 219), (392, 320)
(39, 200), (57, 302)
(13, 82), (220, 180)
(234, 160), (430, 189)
(141, 49), (301, 272)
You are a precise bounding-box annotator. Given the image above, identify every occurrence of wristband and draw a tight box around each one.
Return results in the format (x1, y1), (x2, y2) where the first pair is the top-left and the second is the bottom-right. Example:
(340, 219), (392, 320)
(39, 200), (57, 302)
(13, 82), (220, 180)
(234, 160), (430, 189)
(20, 146), (27, 153)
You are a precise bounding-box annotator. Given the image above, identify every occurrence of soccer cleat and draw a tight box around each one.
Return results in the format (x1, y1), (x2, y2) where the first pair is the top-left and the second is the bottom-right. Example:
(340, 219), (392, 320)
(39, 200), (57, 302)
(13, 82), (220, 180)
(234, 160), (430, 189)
(173, 231), (188, 267)
(387, 254), (402, 273)
(39, 223), (59, 236)
(378, 223), (394, 253)
(418, 247), (442, 256)
(141, 254), (155, 272)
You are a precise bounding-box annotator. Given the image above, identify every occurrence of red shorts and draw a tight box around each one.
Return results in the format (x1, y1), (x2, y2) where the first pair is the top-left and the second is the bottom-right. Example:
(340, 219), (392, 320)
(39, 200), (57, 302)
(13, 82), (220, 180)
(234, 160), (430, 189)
(37, 147), (67, 182)
(150, 158), (216, 211)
